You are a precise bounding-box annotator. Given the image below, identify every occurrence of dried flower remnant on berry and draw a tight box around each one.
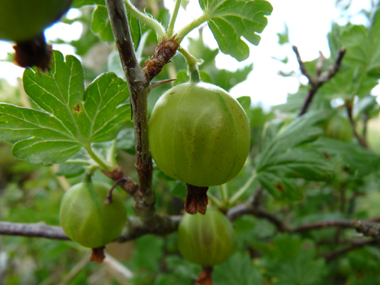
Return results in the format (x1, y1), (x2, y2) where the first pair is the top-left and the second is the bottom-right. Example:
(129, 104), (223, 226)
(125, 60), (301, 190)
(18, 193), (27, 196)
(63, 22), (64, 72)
(185, 184), (209, 215)
(13, 33), (52, 72)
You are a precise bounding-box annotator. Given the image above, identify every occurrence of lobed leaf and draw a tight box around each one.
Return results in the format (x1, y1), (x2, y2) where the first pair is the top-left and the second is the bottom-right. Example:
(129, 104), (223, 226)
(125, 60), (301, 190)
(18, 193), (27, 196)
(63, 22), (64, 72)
(199, 0), (273, 61)
(256, 111), (334, 200)
(92, 6), (141, 48)
(318, 68), (378, 100)
(339, 8), (380, 78)
(256, 235), (325, 285)
(72, 0), (105, 8)
(213, 252), (264, 285)
(258, 172), (302, 200)
(0, 104), (81, 164)
(92, 5), (114, 42)
(0, 51), (130, 165)
(311, 137), (380, 177)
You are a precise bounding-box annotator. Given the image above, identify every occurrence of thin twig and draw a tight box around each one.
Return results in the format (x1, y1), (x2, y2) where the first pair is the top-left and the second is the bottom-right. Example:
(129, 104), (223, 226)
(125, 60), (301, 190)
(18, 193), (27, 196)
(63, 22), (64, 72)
(227, 203), (288, 232)
(295, 46), (346, 117)
(348, 191), (365, 215)
(116, 215), (181, 242)
(293, 219), (380, 237)
(315, 51), (325, 77)
(345, 99), (369, 148)
(0, 215), (180, 242)
(292, 46), (315, 85)
(322, 238), (380, 262)
(0, 222), (69, 240)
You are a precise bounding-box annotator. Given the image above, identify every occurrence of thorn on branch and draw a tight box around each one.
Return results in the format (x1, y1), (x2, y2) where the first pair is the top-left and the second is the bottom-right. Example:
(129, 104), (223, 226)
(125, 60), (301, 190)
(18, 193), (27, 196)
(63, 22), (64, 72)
(149, 78), (177, 89)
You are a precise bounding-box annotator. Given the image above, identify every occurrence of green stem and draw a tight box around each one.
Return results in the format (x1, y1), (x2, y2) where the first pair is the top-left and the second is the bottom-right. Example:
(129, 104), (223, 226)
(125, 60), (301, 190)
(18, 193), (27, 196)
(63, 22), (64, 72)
(179, 47), (200, 83)
(167, 0), (182, 37)
(176, 13), (210, 42)
(61, 160), (92, 165)
(83, 172), (92, 183)
(84, 145), (114, 172)
(220, 184), (229, 207)
(85, 164), (99, 176)
(229, 171), (257, 204)
(207, 192), (223, 208)
(124, 0), (167, 40)
(107, 139), (118, 165)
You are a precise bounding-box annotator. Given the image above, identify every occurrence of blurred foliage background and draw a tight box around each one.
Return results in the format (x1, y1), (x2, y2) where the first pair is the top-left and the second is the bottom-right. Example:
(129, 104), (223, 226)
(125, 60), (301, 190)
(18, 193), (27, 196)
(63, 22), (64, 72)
(2, 0), (380, 284)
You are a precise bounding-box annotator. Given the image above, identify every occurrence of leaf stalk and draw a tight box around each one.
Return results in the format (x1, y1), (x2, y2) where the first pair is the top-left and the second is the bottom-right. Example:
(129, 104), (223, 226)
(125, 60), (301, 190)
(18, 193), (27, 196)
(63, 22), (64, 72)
(124, 0), (166, 40)
(229, 171), (257, 204)
(167, 0), (182, 37)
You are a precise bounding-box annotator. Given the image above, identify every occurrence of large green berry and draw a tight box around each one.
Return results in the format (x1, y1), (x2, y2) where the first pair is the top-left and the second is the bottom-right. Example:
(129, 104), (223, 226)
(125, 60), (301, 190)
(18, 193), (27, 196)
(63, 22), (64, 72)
(0, 0), (72, 42)
(60, 180), (126, 249)
(323, 115), (353, 142)
(149, 82), (250, 187)
(177, 208), (235, 266)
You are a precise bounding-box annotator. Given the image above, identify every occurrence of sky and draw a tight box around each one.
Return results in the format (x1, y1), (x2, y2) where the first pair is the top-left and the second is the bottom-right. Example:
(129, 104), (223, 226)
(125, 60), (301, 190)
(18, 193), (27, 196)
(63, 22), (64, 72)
(0, 0), (376, 107)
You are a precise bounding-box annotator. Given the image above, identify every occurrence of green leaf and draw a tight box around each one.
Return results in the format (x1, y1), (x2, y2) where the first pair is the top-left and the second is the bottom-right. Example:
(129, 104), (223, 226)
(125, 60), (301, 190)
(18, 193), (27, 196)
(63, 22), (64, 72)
(258, 172), (302, 200)
(163, 255), (201, 282)
(259, 111), (327, 167)
(0, 105), (81, 164)
(78, 73), (130, 142)
(188, 37), (219, 65)
(237, 96), (251, 113)
(55, 149), (89, 178)
(174, 70), (213, 85)
(353, 96), (378, 120)
(263, 147), (333, 181)
(170, 180), (187, 200)
(318, 68), (378, 100)
(311, 137), (380, 177)
(328, 23), (348, 58)
(367, 8), (380, 77)
(200, 0), (273, 61)
(256, 111), (334, 200)
(212, 64), (253, 91)
(116, 128), (135, 154)
(92, 5), (114, 42)
(55, 163), (86, 178)
(213, 252), (264, 285)
(92, 5), (141, 47)
(340, 25), (368, 69)
(72, 0), (105, 8)
(254, 234), (325, 285)
(129, 235), (164, 272)
(274, 86), (308, 113)
(277, 24), (289, 45)
(340, 8), (380, 78)
(0, 51), (130, 164)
